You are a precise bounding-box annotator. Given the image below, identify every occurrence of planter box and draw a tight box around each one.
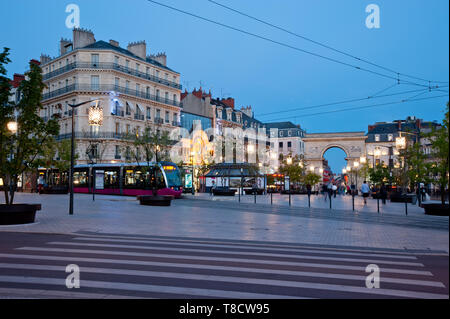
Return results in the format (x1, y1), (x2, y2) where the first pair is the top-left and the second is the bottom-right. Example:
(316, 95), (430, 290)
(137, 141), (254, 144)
(390, 193), (417, 204)
(244, 189), (264, 195)
(213, 188), (236, 196)
(0, 204), (41, 225)
(423, 203), (449, 216)
(137, 195), (173, 206)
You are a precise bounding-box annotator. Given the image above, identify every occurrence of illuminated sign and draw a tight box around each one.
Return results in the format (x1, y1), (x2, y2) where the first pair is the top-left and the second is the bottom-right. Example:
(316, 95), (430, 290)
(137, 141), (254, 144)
(185, 174), (193, 188)
(163, 165), (176, 171)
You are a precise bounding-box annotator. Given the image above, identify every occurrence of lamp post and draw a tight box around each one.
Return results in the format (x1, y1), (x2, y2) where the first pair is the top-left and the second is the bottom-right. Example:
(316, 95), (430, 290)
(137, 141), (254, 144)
(7, 121), (18, 199)
(354, 161), (360, 191)
(67, 99), (102, 215)
(190, 151), (195, 195)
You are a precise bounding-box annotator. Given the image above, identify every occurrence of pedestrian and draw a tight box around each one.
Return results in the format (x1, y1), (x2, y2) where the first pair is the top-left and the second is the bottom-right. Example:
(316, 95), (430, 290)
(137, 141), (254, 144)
(210, 180), (215, 196)
(332, 184), (337, 198)
(322, 184), (328, 201)
(380, 183), (387, 205)
(361, 181), (371, 205)
(306, 183), (312, 197)
(327, 182), (333, 201)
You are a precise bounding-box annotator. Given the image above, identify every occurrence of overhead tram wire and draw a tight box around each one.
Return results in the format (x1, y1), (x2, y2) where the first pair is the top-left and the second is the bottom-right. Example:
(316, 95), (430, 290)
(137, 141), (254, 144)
(207, 0), (449, 86)
(256, 87), (442, 118)
(264, 94), (449, 122)
(146, 0), (434, 88)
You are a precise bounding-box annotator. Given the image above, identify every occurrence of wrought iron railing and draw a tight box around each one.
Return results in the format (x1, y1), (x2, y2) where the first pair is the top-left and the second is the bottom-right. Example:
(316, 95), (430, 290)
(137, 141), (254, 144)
(42, 83), (180, 107)
(42, 62), (182, 90)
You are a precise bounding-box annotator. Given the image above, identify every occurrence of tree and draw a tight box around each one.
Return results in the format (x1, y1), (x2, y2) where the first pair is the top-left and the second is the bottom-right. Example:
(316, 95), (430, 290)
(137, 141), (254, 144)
(35, 137), (73, 186)
(279, 155), (306, 189)
(0, 52), (59, 204)
(302, 173), (322, 188)
(426, 102), (449, 204)
(368, 162), (391, 187)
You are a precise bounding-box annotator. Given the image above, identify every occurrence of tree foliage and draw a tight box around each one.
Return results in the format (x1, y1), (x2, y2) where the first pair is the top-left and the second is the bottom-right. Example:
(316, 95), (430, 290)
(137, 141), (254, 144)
(0, 50), (59, 204)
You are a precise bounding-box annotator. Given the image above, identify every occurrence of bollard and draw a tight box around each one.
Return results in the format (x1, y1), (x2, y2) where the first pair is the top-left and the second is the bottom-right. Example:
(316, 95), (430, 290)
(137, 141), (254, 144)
(289, 192), (291, 206)
(352, 193), (355, 211)
(308, 193), (311, 208)
(238, 188), (240, 203)
(405, 196), (408, 216)
(329, 193), (332, 209)
(254, 191), (256, 204)
(271, 192), (273, 205)
(377, 198), (380, 213)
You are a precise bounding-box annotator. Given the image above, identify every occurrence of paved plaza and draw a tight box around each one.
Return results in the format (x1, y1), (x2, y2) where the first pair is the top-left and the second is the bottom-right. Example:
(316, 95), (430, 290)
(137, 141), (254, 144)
(0, 193), (448, 299)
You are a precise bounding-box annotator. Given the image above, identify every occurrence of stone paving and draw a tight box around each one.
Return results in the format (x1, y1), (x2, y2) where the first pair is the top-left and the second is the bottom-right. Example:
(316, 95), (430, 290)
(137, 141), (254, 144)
(0, 193), (448, 253)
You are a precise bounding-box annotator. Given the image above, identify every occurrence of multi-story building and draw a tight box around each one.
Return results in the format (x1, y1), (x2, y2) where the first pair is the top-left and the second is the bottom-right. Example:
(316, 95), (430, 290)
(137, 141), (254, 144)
(39, 28), (182, 164)
(366, 116), (441, 169)
(264, 122), (306, 159)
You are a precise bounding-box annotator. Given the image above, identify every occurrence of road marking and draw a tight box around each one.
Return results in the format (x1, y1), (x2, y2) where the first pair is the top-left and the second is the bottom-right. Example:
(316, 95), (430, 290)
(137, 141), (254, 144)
(45, 241), (425, 267)
(71, 236), (419, 260)
(0, 262), (445, 288)
(15, 247), (430, 276)
(0, 287), (141, 299)
(0, 252), (433, 276)
(0, 276), (308, 299)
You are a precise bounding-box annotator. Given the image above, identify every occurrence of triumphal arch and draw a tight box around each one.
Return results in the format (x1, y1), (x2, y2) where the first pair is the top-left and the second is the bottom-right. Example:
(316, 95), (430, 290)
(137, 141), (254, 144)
(303, 132), (368, 171)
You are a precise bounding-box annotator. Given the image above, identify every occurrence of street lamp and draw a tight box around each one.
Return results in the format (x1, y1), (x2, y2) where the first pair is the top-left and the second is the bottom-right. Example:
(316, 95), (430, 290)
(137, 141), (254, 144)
(286, 157), (292, 165)
(360, 156), (367, 164)
(395, 136), (407, 150)
(353, 161), (360, 190)
(67, 98), (102, 215)
(7, 121), (18, 134)
(190, 151), (195, 195)
(309, 166), (315, 172)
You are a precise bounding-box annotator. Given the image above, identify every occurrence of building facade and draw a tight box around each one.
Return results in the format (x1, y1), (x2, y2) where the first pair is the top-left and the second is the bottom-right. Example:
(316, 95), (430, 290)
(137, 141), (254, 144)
(39, 28), (182, 164)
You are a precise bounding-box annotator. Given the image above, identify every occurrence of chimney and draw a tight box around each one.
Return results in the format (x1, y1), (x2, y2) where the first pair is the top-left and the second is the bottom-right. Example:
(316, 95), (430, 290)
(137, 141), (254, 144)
(60, 38), (73, 55)
(127, 41), (146, 60)
(30, 59), (41, 66)
(222, 97), (235, 109)
(40, 54), (51, 65)
(73, 28), (96, 49)
(109, 40), (120, 47)
(11, 74), (25, 88)
(149, 52), (167, 66)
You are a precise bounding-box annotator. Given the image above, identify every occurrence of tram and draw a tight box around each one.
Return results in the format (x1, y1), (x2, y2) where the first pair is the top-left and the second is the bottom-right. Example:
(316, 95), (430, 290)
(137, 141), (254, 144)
(39, 161), (183, 198)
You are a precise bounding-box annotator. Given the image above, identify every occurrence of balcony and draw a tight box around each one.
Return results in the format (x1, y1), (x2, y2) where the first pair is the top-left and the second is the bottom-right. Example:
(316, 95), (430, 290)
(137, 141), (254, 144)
(42, 62), (182, 90)
(55, 132), (137, 141)
(42, 83), (181, 107)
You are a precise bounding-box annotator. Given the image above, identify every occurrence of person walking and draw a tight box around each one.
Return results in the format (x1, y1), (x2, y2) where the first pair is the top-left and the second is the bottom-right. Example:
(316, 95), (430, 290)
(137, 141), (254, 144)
(322, 184), (328, 201)
(380, 183), (387, 205)
(210, 180), (216, 196)
(361, 181), (371, 205)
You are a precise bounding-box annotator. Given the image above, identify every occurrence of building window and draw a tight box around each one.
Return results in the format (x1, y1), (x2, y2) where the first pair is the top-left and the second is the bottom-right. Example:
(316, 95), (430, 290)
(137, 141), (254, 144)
(156, 89), (160, 99)
(165, 111), (169, 123)
(375, 134), (380, 142)
(125, 60), (129, 70)
(288, 141), (292, 148)
(165, 92), (169, 102)
(146, 107), (151, 119)
(115, 145), (121, 159)
(146, 67), (150, 76)
(156, 109), (161, 119)
(146, 87), (150, 97)
(279, 142), (283, 149)
(136, 63), (140, 72)
(115, 77), (120, 89)
(91, 54), (99, 67)
(136, 83), (140, 94)
(91, 75), (99, 90)
(388, 134), (393, 141)
(280, 131), (284, 137)
(114, 56), (119, 65)
(126, 124), (130, 134)
(115, 123), (120, 134)
(125, 81), (130, 93)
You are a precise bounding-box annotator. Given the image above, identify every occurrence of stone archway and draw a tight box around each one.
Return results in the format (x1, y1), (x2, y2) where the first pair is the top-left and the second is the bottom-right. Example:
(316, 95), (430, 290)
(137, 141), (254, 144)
(303, 132), (367, 174)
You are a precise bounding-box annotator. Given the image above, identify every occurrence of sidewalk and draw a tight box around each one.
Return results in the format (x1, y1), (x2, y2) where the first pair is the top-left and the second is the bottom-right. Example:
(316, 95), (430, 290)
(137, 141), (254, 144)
(0, 193), (448, 253)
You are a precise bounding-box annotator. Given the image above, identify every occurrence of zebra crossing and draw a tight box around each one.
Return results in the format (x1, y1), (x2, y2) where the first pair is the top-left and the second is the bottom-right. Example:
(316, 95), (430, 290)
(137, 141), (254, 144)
(0, 232), (448, 299)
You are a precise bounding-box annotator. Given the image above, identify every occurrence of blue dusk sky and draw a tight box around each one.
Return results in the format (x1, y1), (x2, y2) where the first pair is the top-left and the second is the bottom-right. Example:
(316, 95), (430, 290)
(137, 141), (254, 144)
(1, 0), (448, 172)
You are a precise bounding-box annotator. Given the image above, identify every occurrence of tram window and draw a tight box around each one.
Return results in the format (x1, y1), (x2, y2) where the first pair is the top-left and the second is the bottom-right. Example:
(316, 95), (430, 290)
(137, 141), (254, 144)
(104, 170), (119, 187)
(155, 168), (166, 188)
(73, 171), (88, 187)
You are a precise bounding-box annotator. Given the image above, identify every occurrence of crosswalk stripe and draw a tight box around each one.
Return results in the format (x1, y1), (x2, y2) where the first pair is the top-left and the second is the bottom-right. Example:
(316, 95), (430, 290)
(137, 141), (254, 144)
(15, 247), (430, 276)
(45, 241), (425, 267)
(0, 287), (142, 299)
(0, 265), (446, 299)
(75, 232), (435, 256)
(0, 276), (308, 299)
(0, 262), (444, 289)
(71, 237), (419, 260)
(0, 252), (433, 277)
